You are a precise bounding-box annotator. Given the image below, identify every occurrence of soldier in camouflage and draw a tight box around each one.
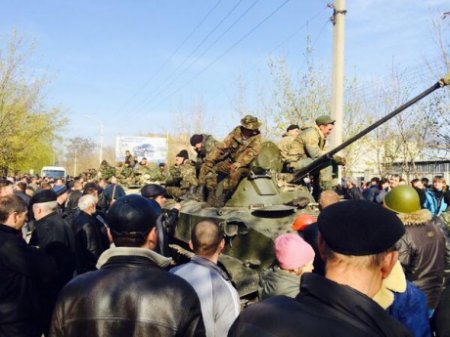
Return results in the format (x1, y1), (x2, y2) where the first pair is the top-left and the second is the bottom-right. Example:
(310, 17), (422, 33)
(287, 115), (345, 193)
(99, 160), (116, 181)
(195, 115), (262, 206)
(278, 124), (300, 168)
(166, 150), (198, 200)
(133, 157), (152, 186)
(190, 133), (220, 176)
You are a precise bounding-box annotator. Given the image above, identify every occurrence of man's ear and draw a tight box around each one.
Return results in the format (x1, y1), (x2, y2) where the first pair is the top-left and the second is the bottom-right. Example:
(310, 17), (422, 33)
(318, 234), (327, 262)
(188, 240), (194, 251)
(219, 238), (225, 252)
(380, 251), (398, 279)
(146, 227), (158, 250)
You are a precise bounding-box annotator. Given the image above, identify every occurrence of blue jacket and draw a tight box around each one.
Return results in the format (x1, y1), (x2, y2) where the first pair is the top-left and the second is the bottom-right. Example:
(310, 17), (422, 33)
(388, 281), (431, 337)
(423, 189), (447, 216)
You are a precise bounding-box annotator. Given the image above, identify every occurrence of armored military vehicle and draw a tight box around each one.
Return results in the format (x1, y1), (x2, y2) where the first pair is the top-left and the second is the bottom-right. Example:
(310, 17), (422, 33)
(170, 74), (450, 299)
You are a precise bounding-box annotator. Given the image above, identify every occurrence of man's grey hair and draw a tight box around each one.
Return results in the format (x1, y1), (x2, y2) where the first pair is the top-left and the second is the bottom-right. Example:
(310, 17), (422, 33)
(33, 201), (58, 214)
(78, 194), (95, 211)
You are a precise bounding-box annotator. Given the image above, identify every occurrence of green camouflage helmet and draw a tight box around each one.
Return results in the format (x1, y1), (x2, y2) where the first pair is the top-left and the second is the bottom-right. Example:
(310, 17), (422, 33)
(241, 115), (261, 130)
(384, 186), (421, 214)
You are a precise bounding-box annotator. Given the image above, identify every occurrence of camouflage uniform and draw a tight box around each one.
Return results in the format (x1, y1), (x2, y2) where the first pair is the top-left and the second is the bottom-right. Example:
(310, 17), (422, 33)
(99, 161), (116, 180)
(199, 125), (261, 192)
(288, 125), (332, 188)
(166, 160), (198, 199)
(278, 134), (298, 164)
(134, 162), (152, 185)
(194, 134), (220, 174)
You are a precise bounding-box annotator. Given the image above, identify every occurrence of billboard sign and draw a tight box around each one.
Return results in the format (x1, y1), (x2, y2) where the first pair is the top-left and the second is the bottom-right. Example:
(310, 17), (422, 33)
(116, 136), (167, 163)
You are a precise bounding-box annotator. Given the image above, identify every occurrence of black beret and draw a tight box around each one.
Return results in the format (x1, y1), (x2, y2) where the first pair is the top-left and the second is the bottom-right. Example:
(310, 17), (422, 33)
(190, 134), (203, 146)
(176, 150), (189, 160)
(31, 189), (57, 204)
(141, 184), (166, 198)
(107, 195), (158, 235)
(318, 200), (405, 256)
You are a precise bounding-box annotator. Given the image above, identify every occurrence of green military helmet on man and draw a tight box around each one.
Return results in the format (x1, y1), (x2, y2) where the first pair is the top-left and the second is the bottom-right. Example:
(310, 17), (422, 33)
(383, 185), (421, 214)
(241, 115), (262, 130)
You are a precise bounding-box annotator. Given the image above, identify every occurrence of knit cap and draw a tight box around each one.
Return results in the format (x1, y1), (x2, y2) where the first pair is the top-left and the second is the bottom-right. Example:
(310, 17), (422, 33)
(274, 234), (315, 270)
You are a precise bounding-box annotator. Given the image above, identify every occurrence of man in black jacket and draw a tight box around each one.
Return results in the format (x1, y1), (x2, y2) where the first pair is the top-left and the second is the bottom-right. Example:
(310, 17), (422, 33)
(72, 194), (108, 274)
(50, 194), (205, 337)
(0, 195), (56, 337)
(229, 200), (413, 337)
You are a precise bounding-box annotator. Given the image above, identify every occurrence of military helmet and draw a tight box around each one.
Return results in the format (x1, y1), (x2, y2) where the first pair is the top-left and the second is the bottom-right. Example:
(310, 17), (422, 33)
(240, 115), (261, 130)
(383, 186), (421, 214)
(292, 213), (317, 231)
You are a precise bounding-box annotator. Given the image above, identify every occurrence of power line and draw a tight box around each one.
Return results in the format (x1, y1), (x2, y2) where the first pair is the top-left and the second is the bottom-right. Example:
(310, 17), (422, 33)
(114, 0), (222, 115)
(131, 0), (257, 115)
(141, 0), (292, 116)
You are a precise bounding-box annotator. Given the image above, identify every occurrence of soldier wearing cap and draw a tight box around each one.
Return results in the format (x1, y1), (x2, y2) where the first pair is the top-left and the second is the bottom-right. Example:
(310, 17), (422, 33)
(288, 115), (345, 193)
(229, 200), (413, 337)
(166, 150), (198, 200)
(194, 115), (262, 206)
(190, 134), (220, 176)
(278, 124), (300, 166)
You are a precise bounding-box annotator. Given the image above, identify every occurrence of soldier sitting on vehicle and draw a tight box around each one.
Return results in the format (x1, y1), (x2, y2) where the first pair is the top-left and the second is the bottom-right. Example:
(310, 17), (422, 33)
(278, 124), (300, 169)
(194, 115), (262, 207)
(190, 133), (220, 177)
(124, 150), (137, 169)
(287, 115), (345, 197)
(166, 150), (198, 200)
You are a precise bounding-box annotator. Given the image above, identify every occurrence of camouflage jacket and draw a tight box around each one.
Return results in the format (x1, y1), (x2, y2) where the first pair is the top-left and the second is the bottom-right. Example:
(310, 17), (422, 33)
(289, 125), (326, 161)
(278, 134), (297, 163)
(195, 134), (220, 166)
(166, 160), (197, 189)
(207, 126), (261, 167)
(134, 163), (151, 176)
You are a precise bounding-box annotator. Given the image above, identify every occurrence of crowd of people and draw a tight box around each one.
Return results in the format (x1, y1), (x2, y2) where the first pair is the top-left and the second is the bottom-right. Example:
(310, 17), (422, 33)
(1, 114), (450, 337)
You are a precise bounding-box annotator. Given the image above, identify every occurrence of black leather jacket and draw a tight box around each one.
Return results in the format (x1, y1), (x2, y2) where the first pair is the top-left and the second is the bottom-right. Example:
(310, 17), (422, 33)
(50, 247), (205, 337)
(72, 211), (108, 274)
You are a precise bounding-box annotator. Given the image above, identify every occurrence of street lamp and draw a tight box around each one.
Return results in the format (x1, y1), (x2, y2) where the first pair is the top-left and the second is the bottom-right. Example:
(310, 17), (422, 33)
(83, 115), (104, 164)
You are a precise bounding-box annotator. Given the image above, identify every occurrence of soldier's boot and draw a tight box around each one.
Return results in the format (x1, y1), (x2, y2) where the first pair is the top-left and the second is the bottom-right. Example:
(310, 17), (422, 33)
(213, 189), (231, 208)
(192, 185), (206, 202)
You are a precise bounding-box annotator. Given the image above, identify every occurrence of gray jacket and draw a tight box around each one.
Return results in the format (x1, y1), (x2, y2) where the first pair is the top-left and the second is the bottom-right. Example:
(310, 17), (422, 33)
(171, 256), (240, 337)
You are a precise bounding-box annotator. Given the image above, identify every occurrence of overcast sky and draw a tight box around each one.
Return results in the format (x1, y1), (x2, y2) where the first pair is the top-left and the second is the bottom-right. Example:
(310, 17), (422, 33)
(1, 0), (448, 146)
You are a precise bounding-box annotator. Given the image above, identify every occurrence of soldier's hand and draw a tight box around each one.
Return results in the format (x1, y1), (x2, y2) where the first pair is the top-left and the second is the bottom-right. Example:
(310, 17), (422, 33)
(333, 155), (346, 166)
(230, 162), (241, 172)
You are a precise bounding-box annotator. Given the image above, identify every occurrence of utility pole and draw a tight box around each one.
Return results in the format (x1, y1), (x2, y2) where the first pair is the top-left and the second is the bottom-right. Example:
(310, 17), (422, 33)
(329, 0), (346, 179)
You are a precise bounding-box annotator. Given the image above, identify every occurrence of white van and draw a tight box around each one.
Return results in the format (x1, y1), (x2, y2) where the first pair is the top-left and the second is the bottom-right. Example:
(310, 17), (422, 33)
(40, 166), (66, 179)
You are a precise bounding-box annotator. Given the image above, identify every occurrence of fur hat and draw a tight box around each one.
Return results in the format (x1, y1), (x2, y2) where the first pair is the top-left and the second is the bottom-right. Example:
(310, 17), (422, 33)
(190, 134), (203, 146)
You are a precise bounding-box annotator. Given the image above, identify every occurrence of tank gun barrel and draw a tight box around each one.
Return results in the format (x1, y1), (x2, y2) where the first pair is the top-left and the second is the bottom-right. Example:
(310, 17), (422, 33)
(293, 73), (450, 183)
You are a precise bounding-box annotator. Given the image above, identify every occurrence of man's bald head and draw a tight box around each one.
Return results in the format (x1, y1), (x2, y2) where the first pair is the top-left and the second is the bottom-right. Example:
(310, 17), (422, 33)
(190, 220), (224, 257)
(319, 190), (340, 210)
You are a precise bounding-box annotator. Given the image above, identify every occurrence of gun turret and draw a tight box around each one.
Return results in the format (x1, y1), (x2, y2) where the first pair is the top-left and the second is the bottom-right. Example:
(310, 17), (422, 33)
(293, 73), (450, 183)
